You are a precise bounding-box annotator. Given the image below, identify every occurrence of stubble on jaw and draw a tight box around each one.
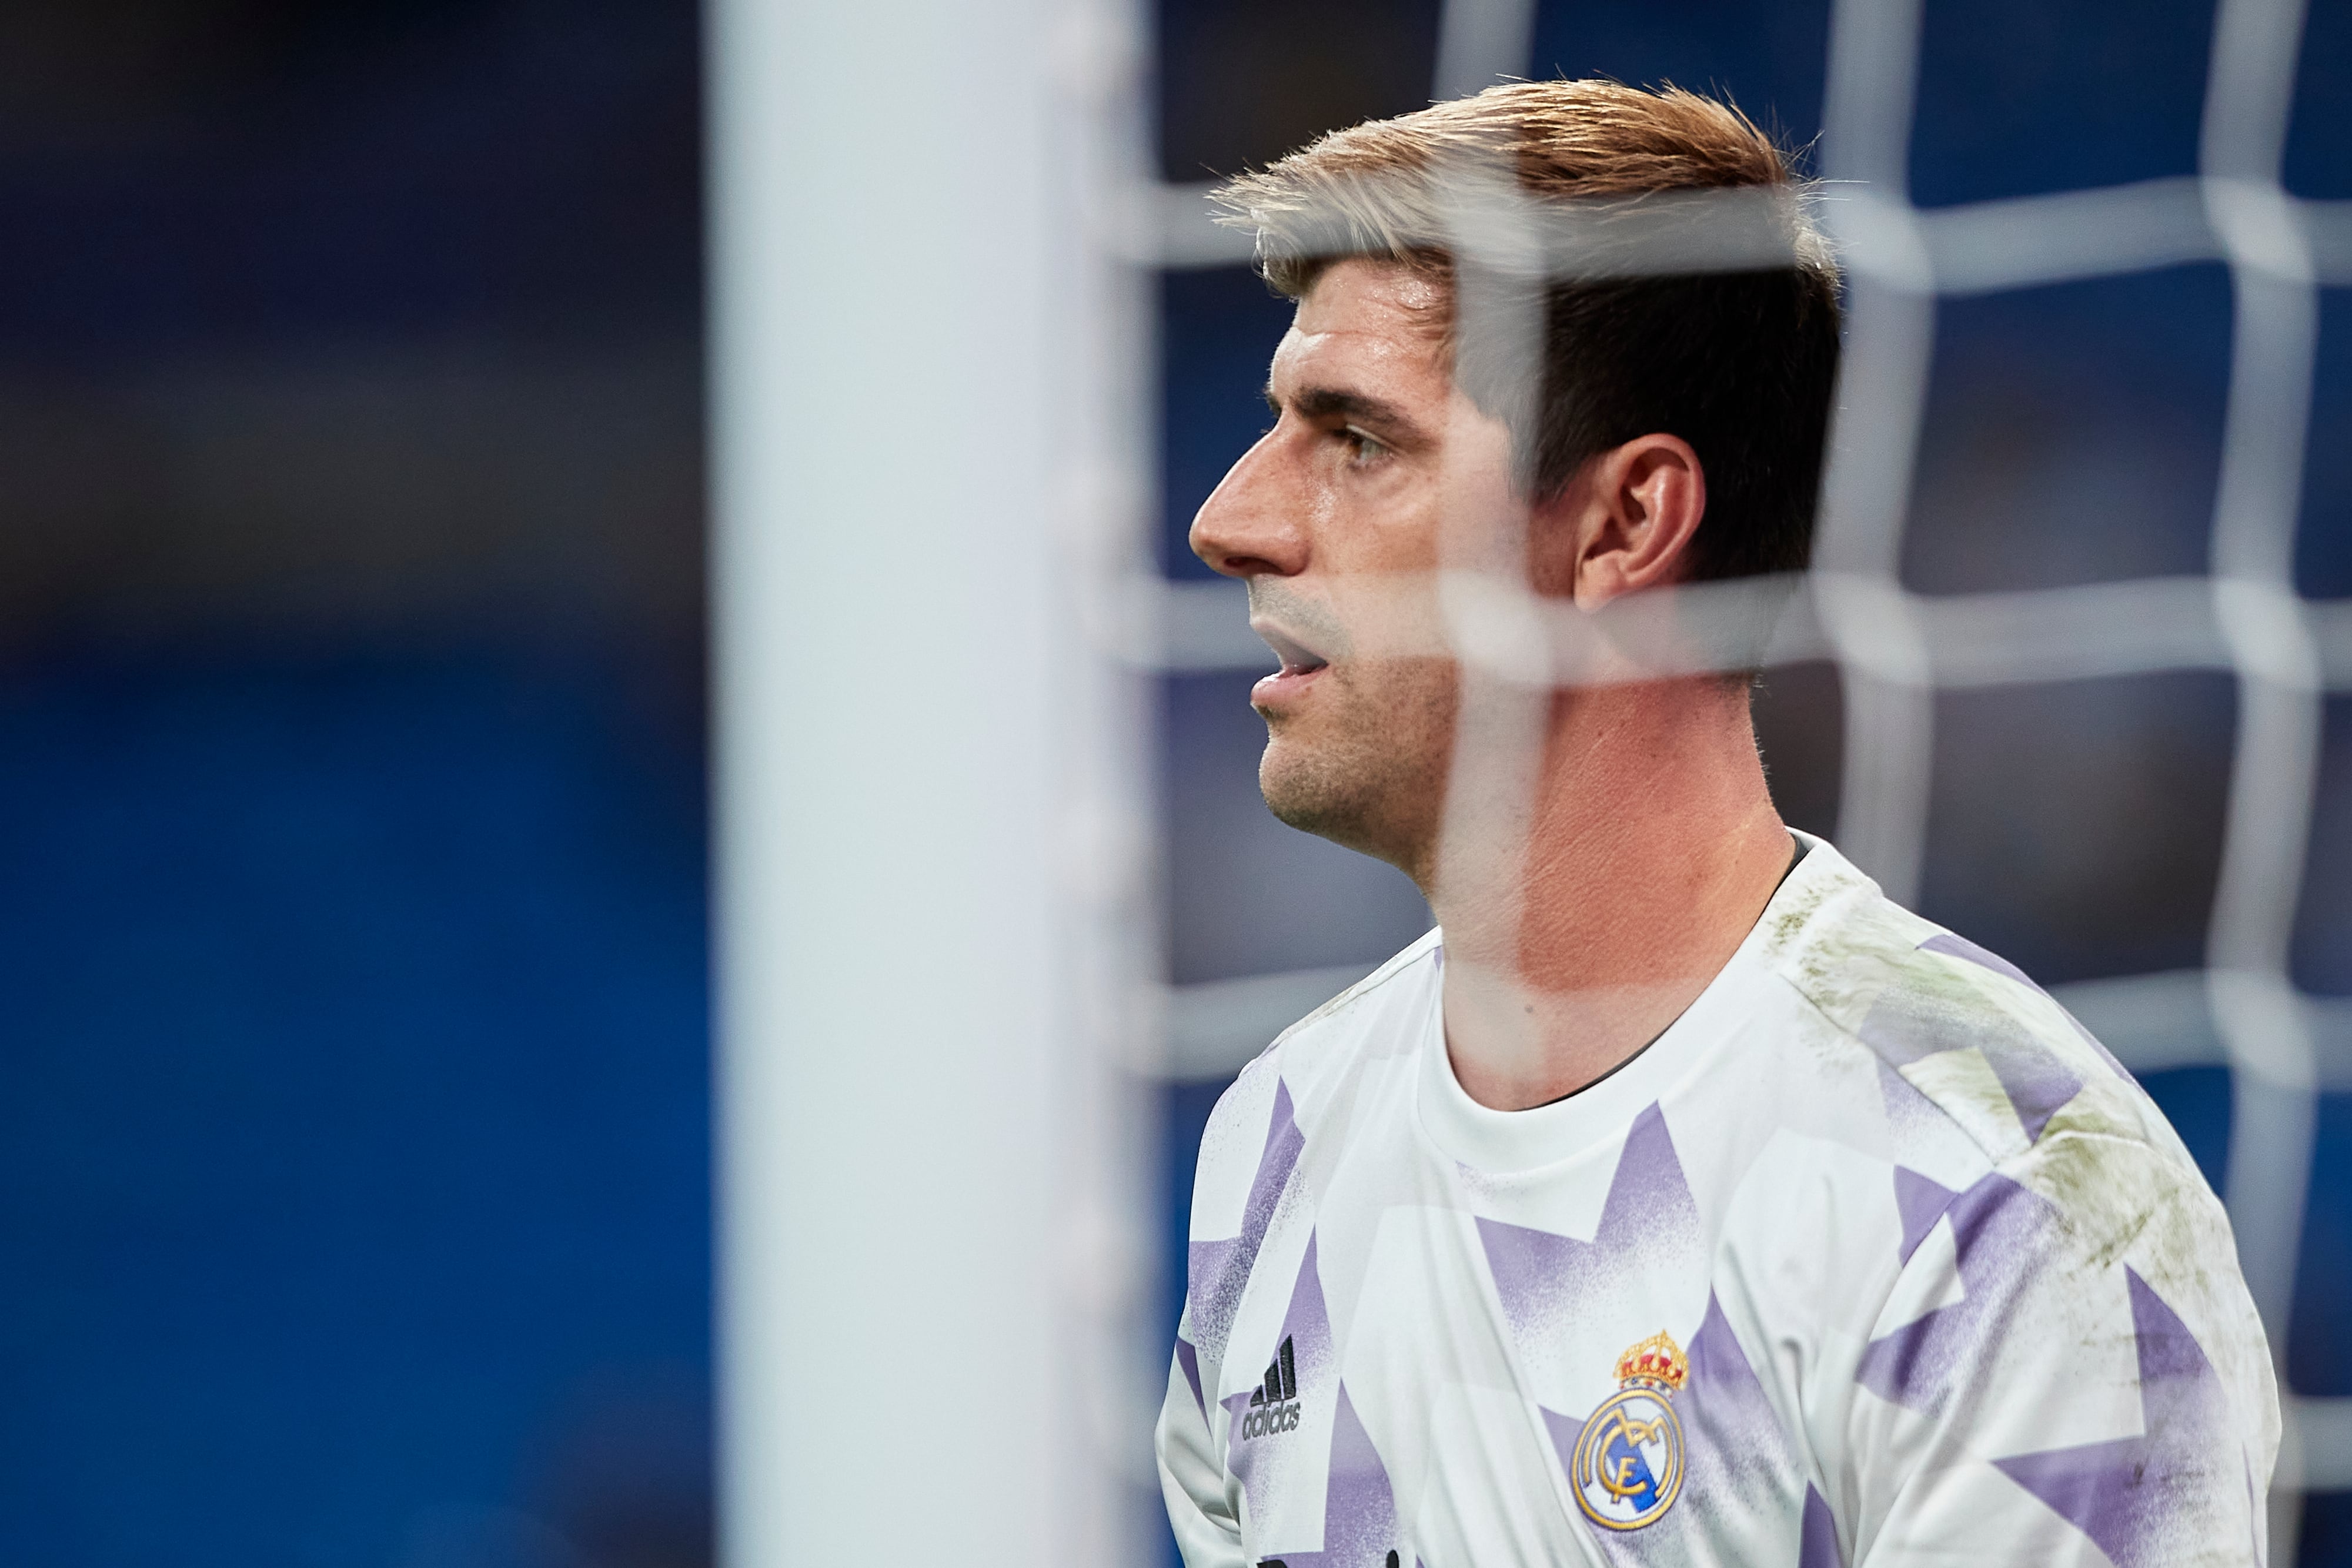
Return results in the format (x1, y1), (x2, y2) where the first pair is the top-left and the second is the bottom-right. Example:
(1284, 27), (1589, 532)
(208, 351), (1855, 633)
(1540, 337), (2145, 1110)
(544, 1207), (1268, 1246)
(1255, 657), (1457, 880)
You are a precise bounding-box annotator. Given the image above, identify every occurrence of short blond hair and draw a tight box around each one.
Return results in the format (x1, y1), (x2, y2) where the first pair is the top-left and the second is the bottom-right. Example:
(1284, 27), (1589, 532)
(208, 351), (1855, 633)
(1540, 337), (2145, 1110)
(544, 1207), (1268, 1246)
(1212, 81), (1842, 584)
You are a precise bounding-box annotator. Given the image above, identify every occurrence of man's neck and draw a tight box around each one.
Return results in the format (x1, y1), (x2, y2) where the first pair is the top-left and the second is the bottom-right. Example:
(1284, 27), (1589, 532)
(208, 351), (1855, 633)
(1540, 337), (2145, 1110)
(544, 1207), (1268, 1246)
(1426, 679), (1794, 1112)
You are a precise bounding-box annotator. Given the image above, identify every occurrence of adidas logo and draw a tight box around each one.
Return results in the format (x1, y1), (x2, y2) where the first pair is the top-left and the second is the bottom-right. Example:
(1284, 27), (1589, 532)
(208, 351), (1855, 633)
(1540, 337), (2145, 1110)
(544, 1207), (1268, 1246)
(1241, 1336), (1301, 1441)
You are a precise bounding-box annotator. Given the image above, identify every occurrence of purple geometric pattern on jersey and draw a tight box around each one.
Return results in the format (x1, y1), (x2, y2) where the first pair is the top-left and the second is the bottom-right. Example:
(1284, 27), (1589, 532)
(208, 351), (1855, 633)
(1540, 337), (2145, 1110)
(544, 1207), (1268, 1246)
(1222, 1235), (1406, 1565)
(1227, 1231), (1335, 1472)
(1543, 1295), (1802, 1565)
(1859, 976), (2083, 1144)
(1856, 1169), (2056, 1413)
(1539, 1404), (1585, 1485)
(1190, 1078), (1305, 1365)
(1992, 1269), (2229, 1568)
(1917, 932), (2136, 1084)
(1893, 1165), (1960, 1266)
(1254, 1384), (1401, 1567)
(1799, 1483), (1841, 1567)
(1679, 1294), (1798, 1515)
(1475, 1103), (1700, 1345)
(1175, 1333), (1205, 1417)
(1876, 1058), (1945, 1142)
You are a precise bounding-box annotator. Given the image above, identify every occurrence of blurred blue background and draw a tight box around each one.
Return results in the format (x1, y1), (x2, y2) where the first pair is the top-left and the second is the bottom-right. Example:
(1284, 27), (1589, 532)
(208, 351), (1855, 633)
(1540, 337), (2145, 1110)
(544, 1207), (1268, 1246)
(0, 3), (708, 1564)
(2, 0), (2345, 1562)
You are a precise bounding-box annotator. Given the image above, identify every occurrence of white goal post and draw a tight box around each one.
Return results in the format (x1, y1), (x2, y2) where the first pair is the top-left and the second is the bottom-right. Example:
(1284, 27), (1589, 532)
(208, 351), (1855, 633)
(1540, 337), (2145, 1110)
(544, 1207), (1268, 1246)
(710, 0), (1157, 1562)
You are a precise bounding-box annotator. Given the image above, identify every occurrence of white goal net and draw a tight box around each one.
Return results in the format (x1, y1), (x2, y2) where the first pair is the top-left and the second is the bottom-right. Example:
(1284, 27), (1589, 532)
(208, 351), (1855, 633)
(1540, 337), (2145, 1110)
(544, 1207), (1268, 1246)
(1131, 0), (2348, 1558)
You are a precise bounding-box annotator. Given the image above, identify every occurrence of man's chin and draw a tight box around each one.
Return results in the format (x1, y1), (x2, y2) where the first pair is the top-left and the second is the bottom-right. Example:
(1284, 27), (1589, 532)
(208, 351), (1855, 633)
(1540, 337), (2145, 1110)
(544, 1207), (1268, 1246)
(1259, 743), (1378, 848)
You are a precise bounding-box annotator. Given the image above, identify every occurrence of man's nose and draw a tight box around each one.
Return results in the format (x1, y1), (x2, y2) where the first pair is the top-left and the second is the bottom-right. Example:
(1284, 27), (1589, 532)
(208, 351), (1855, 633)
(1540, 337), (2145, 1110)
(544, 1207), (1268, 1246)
(1190, 434), (1307, 580)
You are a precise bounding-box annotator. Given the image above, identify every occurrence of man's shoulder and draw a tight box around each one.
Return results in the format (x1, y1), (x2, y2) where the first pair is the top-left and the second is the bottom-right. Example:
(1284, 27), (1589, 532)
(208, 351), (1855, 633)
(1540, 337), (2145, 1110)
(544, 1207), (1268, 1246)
(1197, 931), (1440, 1155)
(1273, 926), (1440, 1038)
(1766, 840), (2201, 1191)
(1742, 846), (2262, 1432)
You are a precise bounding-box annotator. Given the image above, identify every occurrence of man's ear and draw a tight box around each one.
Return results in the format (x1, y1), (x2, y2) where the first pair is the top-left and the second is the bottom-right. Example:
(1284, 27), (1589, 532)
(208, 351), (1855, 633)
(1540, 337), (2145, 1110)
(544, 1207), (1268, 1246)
(1531, 434), (1706, 610)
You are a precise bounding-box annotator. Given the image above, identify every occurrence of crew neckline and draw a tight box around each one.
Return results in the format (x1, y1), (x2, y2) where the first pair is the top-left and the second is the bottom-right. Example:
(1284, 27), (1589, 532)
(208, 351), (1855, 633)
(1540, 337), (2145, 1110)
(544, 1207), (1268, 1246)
(1416, 829), (1848, 1174)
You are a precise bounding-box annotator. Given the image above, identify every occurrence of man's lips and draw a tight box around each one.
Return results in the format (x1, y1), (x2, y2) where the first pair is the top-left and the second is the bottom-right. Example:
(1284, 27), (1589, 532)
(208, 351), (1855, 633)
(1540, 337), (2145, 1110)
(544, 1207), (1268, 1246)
(1251, 621), (1329, 708)
(1253, 622), (1329, 677)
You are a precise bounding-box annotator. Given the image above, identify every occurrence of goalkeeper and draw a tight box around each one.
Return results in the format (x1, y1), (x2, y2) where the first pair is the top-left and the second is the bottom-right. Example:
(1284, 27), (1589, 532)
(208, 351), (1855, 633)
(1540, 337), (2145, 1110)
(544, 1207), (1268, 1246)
(1159, 79), (2276, 1566)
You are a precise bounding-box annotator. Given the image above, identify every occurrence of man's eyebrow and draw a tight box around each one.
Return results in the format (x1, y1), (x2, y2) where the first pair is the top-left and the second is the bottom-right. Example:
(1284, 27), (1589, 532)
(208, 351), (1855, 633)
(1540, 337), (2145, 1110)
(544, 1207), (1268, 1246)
(1264, 383), (1429, 442)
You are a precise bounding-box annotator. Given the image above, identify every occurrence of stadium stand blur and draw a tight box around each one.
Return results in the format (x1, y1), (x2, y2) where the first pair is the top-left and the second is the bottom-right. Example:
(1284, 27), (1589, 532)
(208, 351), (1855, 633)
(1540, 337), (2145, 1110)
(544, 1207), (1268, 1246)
(0, 4), (709, 1564)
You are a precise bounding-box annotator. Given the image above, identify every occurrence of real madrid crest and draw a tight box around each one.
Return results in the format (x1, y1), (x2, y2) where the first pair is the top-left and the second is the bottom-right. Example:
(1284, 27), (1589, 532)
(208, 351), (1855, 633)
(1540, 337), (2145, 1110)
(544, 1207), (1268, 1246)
(1570, 1330), (1688, 1531)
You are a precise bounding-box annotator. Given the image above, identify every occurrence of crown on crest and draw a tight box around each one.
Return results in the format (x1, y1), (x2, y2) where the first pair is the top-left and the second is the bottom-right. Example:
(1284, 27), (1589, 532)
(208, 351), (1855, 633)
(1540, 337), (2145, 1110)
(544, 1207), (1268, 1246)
(1615, 1331), (1688, 1393)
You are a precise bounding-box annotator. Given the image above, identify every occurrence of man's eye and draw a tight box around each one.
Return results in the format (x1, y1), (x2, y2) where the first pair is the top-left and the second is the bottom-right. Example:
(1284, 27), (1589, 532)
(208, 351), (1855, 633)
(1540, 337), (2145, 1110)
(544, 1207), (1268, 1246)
(1341, 426), (1389, 466)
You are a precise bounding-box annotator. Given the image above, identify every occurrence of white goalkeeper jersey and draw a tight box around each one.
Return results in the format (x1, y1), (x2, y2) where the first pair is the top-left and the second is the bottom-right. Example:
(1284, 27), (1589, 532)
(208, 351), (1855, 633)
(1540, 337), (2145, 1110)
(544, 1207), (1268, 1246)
(1158, 834), (2278, 1568)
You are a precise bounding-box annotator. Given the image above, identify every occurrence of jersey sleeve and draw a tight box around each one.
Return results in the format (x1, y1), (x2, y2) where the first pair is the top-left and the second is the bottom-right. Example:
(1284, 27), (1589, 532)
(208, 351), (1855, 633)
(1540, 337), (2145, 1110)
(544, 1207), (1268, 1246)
(1841, 1131), (2278, 1567)
(1157, 1310), (1247, 1568)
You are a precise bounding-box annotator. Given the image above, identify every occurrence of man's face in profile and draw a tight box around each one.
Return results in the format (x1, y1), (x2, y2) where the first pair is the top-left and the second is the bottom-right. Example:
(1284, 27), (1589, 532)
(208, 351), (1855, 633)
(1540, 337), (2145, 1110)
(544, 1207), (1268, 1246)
(1187, 259), (1526, 875)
